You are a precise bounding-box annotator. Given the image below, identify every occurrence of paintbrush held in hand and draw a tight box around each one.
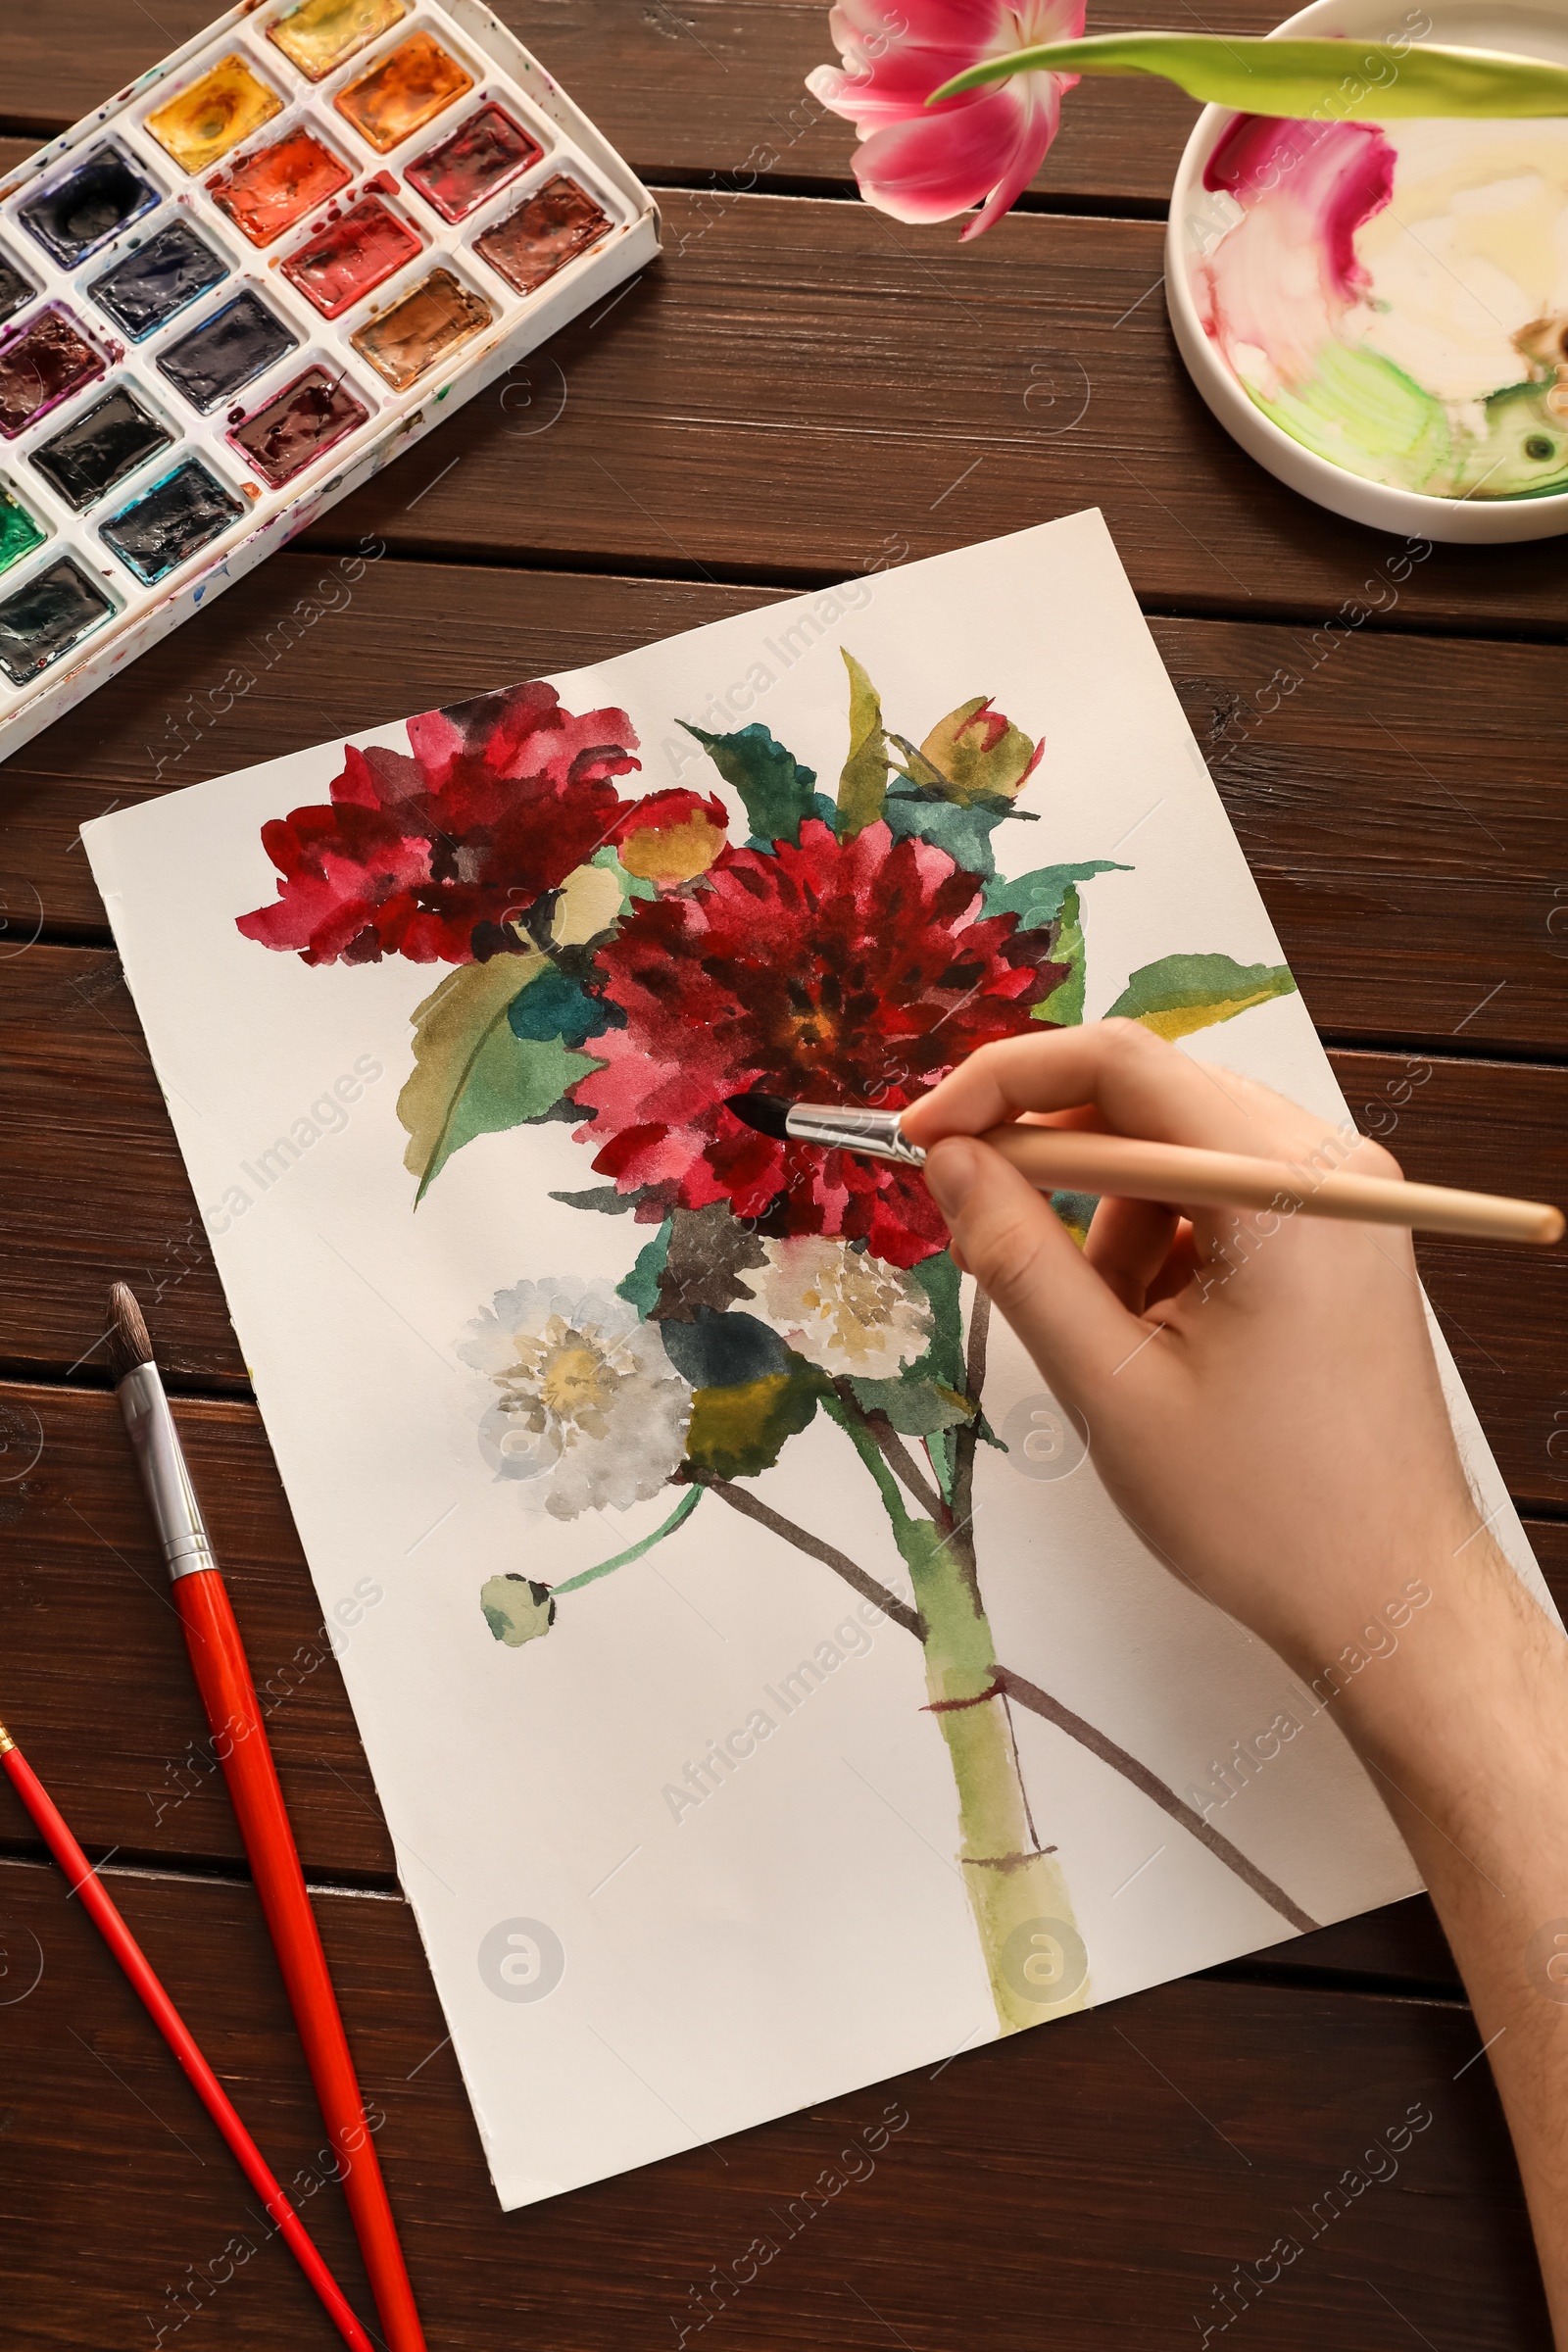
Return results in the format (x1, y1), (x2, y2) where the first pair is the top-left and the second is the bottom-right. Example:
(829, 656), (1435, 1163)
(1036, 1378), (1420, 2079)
(726, 1096), (1565, 1247)
(107, 1283), (428, 2352)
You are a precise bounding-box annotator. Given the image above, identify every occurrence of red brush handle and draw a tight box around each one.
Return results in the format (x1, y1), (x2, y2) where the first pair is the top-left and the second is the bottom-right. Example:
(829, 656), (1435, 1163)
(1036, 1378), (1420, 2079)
(172, 1570), (426, 2352)
(1, 1740), (374, 2352)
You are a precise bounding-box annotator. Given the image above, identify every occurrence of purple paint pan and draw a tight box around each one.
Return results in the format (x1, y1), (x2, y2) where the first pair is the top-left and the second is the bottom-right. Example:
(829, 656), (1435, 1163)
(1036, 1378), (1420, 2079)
(405, 103), (542, 223)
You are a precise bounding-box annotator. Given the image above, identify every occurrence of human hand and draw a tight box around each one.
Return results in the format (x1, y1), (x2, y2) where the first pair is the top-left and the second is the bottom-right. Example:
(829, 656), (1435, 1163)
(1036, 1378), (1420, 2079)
(906, 1021), (1568, 2344)
(902, 1019), (1494, 1687)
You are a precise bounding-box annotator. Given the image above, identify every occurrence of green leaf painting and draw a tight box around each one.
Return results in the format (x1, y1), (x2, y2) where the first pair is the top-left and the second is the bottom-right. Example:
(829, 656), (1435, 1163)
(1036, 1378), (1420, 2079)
(928, 31), (1568, 120)
(882, 790), (1016, 879)
(1106, 952), (1298, 1042)
(984, 859), (1131, 931)
(398, 953), (602, 1201)
(836, 650), (889, 838)
(680, 719), (832, 847)
(1039, 883), (1087, 1026)
(848, 1375), (973, 1437)
(685, 1366), (823, 1479)
(617, 1220), (673, 1316)
(985, 864), (1131, 1029)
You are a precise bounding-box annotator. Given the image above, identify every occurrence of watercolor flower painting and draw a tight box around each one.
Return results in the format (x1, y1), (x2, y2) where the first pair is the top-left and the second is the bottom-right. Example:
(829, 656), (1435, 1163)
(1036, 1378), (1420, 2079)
(459, 1277), (693, 1519)
(238, 655), (1304, 2031)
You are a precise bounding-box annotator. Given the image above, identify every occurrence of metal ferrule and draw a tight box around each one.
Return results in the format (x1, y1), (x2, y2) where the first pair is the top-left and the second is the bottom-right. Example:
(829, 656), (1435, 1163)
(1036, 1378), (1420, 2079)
(784, 1104), (927, 1167)
(116, 1362), (217, 1583)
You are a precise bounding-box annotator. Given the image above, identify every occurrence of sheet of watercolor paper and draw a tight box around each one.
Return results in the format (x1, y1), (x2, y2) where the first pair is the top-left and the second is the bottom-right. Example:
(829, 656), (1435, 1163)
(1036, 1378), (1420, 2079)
(85, 511), (1548, 2211)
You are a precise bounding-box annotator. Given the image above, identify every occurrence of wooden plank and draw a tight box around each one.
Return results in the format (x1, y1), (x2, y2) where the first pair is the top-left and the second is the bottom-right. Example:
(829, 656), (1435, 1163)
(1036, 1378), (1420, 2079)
(3, 0), (1273, 205)
(0, 1359), (1561, 1884)
(0, 1853), (1550, 2350)
(1237, 1891), (1465, 1993)
(272, 194), (1568, 633)
(2, 996), (1562, 1494)
(7, 555), (1565, 1056)
(1158, 616), (1568, 1057)
(0, 1383), (391, 1880)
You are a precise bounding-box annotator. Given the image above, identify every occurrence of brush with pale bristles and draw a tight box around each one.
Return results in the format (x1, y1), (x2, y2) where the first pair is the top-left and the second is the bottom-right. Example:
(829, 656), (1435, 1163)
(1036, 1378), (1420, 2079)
(106, 1283), (428, 2352)
(725, 1094), (1565, 1247)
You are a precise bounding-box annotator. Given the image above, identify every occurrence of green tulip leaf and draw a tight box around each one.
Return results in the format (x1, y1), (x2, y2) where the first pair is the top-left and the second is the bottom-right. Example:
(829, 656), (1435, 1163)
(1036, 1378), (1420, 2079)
(928, 31), (1568, 119)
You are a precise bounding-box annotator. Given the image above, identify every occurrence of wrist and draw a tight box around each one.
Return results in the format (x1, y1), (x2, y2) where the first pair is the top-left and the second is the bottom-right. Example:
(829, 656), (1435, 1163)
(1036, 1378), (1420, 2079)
(1332, 1540), (1567, 1818)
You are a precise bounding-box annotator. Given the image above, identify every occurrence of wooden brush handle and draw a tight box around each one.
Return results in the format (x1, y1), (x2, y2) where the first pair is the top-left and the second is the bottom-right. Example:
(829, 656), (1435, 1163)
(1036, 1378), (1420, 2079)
(979, 1125), (1564, 1246)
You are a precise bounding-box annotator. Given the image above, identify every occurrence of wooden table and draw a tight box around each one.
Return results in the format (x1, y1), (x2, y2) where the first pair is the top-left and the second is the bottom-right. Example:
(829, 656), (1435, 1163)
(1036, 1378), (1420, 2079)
(3, 6), (1565, 2345)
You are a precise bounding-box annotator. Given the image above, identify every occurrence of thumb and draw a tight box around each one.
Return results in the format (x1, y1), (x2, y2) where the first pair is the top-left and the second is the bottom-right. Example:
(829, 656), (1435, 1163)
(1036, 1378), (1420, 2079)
(923, 1137), (1148, 1396)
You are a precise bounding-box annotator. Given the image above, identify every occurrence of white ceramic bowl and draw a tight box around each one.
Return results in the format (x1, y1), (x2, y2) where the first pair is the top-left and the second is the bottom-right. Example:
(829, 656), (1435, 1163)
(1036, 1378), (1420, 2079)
(1164, 0), (1568, 540)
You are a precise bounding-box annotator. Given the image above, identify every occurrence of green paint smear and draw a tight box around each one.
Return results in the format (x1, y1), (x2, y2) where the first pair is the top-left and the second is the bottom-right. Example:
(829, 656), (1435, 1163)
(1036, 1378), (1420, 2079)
(0, 490), (44, 577)
(1250, 344), (1454, 495)
(1248, 345), (1568, 502)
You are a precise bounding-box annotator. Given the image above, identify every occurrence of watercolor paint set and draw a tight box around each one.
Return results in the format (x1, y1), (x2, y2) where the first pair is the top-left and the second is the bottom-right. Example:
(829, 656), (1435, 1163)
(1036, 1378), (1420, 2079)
(0, 0), (658, 759)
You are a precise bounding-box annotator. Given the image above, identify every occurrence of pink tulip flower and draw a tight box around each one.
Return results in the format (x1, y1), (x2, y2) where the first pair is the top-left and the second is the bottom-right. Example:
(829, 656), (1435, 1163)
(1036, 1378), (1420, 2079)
(808, 0), (1087, 239)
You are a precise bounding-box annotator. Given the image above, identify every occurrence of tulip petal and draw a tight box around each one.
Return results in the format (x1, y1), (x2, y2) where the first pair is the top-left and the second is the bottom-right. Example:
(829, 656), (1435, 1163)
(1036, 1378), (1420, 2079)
(962, 82), (1066, 238)
(851, 84), (1061, 228)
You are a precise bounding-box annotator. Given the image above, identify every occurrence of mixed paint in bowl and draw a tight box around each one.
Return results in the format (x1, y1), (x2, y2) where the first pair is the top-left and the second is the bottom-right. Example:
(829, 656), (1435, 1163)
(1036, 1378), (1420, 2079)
(1190, 113), (1568, 500)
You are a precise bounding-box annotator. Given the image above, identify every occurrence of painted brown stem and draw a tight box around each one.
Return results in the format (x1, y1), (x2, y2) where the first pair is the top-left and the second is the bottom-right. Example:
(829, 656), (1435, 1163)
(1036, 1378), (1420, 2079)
(831, 1380), (949, 1526)
(698, 1474), (923, 1639)
(702, 1476), (1319, 1937)
(995, 1667), (1320, 1935)
(949, 1286), (991, 1550)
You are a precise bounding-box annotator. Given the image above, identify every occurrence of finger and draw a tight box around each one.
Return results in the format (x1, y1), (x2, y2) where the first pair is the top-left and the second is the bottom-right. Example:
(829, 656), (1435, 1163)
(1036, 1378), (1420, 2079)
(1145, 1222), (1201, 1308)
(1084, 1193), (1181, 1312)
(904, 1020), (1337, 1161)
(924, 1136), (1149, 1395)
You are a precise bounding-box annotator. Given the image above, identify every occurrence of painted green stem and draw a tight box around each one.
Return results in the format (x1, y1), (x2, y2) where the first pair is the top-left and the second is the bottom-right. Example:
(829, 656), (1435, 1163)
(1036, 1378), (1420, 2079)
(927, 31), (1568, 119)
(553, 1485), (704, 1594)
(824, 1390), (1089, 2034)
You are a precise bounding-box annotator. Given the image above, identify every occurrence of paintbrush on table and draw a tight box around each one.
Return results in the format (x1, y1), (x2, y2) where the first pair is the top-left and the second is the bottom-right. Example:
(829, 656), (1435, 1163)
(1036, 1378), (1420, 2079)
(107, 1282), (428, 2352)
(0, 1710), (375, 2352)
(726, 1097), (1565, 1246)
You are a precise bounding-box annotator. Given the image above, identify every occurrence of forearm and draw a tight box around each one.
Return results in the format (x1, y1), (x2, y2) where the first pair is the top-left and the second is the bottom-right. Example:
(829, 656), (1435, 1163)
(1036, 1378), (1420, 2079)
(911, 1029), (1568, 2326)
(1336, 1544), (1568, 2337)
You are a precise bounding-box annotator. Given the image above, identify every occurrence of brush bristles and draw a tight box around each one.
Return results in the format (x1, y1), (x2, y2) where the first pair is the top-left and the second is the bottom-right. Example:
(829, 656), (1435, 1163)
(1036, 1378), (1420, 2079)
(106, 1282), (154, 1385)
(725, 1092), (793, 1142)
